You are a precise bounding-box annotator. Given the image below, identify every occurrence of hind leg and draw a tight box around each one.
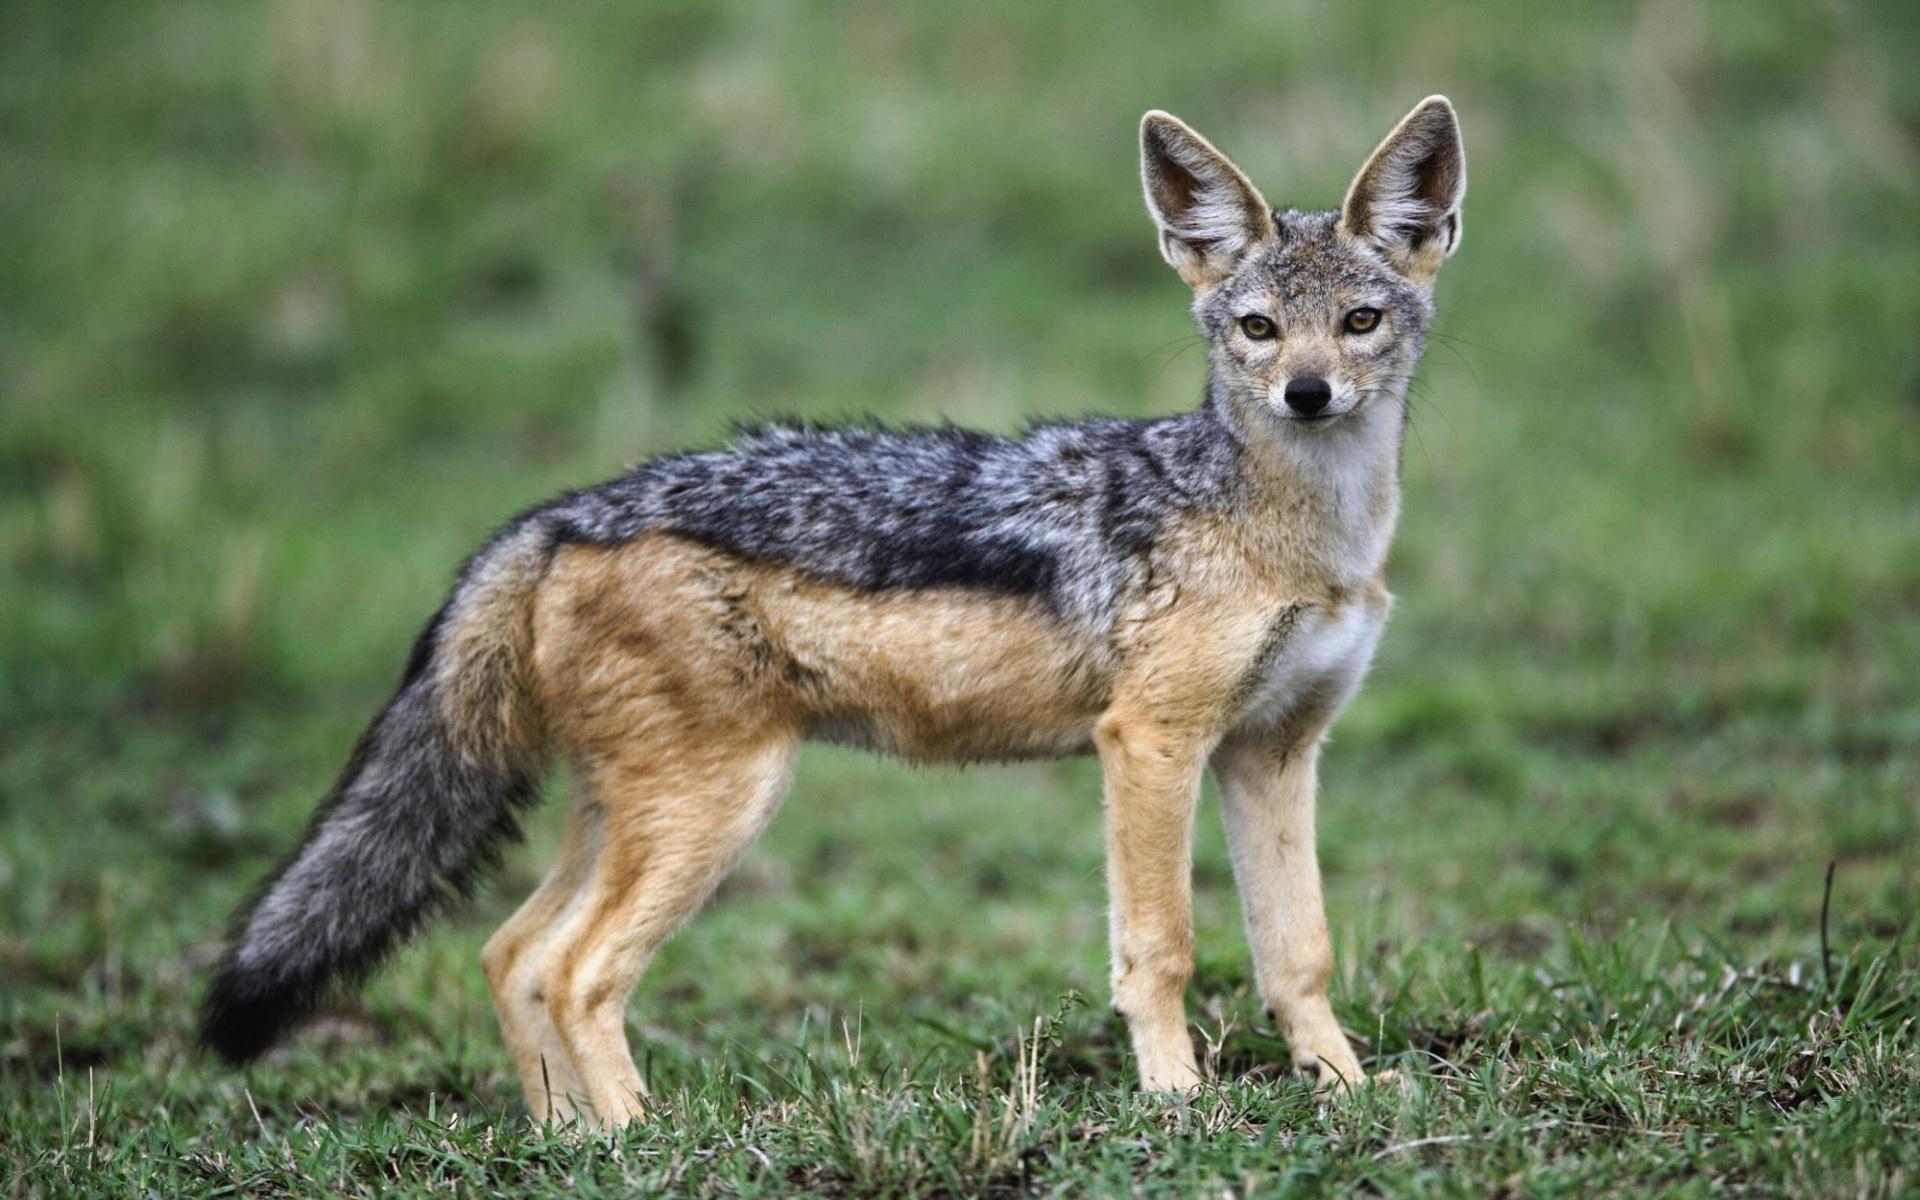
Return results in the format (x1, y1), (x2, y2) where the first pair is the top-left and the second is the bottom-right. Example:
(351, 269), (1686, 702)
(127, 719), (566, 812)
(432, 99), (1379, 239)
(481, 803), (603, 1124)
(539, 730), (798, 1127)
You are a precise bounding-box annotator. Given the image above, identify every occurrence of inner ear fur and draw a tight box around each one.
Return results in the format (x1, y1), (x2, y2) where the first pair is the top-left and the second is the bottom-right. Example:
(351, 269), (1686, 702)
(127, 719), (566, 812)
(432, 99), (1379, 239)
(1339, 96), (1466, 283)
(1140, 111), (1276, 291)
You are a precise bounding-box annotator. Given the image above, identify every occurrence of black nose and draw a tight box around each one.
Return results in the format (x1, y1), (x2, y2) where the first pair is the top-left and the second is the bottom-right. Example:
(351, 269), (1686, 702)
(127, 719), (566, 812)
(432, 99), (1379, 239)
(1283, 376), (1333, 415)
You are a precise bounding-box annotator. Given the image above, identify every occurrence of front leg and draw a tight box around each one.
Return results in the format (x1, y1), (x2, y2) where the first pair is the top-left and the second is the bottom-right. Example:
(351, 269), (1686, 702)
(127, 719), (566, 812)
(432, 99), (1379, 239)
(1212, 734), (1365, 1088)
(1096, 710), (1208, 1093)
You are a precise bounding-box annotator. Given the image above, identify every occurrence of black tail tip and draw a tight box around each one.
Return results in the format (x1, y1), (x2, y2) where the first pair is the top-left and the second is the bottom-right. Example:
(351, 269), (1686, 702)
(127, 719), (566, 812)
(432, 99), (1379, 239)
(199, 968), (310, 1065)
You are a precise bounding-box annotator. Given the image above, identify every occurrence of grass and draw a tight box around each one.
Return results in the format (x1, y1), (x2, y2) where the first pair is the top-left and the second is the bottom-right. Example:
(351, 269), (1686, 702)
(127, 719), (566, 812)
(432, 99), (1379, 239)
(3, 0), (1918, 1194)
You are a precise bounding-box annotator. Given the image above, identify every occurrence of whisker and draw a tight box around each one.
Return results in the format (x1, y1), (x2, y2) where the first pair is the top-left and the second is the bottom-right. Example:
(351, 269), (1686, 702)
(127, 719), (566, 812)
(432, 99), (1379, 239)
(1427, 327), (1510, 358)
(1422, 339), (1480, 381)
(1404, 372), (1455, 435)
(1152, 338), (1209, 386)
(1136, 334), (1205, 370)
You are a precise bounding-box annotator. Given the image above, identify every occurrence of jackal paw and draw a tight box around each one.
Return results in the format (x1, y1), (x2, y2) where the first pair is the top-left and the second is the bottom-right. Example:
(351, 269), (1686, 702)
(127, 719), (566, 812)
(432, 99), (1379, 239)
(1292, 1048), (1367, 1092)
(1135, 1048), (1205, 1095)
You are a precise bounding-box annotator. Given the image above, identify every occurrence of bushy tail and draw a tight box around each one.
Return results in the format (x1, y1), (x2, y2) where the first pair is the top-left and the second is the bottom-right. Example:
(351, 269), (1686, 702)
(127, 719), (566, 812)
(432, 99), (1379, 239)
(200, 521), (555, 1063)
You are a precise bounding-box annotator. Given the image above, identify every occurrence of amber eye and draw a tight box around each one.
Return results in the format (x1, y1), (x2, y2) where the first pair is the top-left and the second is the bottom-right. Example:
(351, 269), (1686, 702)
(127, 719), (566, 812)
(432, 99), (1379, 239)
(1239, 314), (1277, 340)
(1343, 307), (1381, 334)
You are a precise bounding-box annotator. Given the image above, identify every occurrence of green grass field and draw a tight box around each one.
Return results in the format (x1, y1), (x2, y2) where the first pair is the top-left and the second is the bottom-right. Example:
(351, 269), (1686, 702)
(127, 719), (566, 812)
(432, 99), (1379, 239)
(4, 1), (1918, 1195)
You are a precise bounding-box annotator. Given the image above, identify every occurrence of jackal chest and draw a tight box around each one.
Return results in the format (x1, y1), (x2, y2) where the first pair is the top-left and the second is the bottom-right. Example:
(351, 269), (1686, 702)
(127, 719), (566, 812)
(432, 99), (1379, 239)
(1234, 595), (1388, 735)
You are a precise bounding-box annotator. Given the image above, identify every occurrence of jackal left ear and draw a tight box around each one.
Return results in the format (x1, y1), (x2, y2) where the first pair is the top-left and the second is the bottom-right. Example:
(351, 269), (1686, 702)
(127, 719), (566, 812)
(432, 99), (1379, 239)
(1140, 112), (1277, 291)
(1340, 96), (1466, 284)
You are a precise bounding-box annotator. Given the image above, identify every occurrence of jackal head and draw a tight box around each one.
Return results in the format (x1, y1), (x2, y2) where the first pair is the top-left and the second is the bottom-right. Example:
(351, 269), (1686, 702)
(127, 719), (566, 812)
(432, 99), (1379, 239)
(1140, 97), (1465, 435)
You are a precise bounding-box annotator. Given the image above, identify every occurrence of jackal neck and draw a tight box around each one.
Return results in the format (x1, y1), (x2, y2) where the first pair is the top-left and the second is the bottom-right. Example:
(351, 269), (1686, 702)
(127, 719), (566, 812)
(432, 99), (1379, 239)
(1206, 382), (1403, 593)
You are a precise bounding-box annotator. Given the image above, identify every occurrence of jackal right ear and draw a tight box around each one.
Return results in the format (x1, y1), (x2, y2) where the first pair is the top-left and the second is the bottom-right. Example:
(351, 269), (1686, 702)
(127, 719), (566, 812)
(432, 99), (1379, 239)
(1140, 112), (1276, 291)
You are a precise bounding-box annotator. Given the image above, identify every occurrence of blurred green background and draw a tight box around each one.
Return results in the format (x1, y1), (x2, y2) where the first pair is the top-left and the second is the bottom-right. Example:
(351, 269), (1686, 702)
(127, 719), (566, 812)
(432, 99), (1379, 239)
(3, 1), (1917, 1193)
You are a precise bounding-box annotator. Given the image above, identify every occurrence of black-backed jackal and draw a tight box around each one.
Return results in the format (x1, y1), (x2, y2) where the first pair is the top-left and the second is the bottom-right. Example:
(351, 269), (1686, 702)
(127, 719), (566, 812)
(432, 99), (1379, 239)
(203, 97), (1467, 1127)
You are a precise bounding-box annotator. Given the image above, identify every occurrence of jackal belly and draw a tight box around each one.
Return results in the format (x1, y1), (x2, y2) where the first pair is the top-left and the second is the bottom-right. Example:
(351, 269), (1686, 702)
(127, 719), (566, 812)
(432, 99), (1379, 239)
(774, 576), (1113, 764)
(532, 534), (1113, 766)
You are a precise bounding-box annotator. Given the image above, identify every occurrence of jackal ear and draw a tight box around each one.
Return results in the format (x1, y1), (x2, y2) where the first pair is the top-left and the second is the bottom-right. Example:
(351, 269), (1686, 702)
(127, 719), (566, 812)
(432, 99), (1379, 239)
(1340, 96), (1466, 284)
(1140, 112), (1276, 291)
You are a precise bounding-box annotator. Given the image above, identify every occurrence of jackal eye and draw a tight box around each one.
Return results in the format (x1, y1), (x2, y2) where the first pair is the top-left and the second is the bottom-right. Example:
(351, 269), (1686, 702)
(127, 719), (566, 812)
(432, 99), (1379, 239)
(1342, 307), (1381, 334)
(1238, 314), (1277, 340)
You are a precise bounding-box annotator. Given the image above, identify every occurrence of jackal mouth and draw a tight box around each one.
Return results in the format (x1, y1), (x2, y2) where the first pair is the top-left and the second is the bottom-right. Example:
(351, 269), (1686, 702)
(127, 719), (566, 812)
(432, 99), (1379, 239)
(1276, 397), (1363, 425)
